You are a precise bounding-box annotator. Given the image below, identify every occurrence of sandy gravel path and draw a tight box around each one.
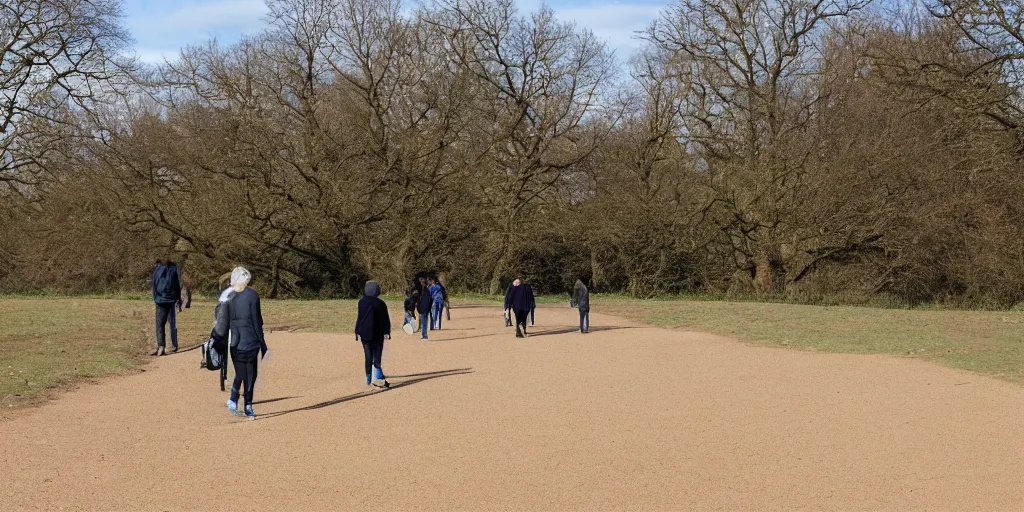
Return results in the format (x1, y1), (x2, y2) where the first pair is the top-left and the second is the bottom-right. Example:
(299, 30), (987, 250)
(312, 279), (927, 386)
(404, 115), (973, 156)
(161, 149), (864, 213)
(1, 304), (1022, 511)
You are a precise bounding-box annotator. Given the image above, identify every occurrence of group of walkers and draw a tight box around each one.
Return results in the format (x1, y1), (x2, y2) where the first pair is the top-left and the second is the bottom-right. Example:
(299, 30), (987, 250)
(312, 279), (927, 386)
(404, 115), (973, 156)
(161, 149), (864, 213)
(403, 274), (449, 340)
(150, 262), (592, 419)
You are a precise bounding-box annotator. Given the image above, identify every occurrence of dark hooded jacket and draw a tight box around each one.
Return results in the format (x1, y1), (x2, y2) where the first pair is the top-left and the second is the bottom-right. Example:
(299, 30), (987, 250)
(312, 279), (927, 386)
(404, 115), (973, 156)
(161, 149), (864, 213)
(356, 281), (391, 342)
(151, 262), (182, 305)
(417, 282), (433, 315)
(214, 287), (266, 355)
(505, 283), (534, 312)
(571, 280), (590, 311)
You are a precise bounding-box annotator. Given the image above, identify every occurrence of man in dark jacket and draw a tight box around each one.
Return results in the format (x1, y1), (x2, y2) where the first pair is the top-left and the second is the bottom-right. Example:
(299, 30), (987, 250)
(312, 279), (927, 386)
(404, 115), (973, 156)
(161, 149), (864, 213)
(355, 281), (391, 388)
(417, 276), (432, 339)
(571, 279), (590, 334)
(151, 259), (182, 356)
(504, 278), (534, 338)
(214, 267), (267, 418)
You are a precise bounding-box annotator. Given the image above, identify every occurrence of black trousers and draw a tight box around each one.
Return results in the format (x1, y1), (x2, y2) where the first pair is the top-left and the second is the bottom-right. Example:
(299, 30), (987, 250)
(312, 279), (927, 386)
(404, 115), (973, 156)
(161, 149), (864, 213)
(154, 303), (177, 348)
(362, 340), (384, 377)
(579, 309), (590, 332)
(514, 309), (529, 334)
(230, 348), (259, 406)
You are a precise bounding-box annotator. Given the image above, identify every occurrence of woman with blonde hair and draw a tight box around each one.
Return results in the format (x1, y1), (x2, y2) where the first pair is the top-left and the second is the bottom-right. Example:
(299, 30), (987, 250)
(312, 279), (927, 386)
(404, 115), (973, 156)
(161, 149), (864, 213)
(214, 267), (267, 418)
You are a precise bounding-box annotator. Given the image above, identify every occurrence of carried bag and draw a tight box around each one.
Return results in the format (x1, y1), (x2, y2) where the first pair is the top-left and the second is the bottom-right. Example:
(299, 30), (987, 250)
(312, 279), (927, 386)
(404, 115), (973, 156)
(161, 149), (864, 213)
(403, 312), (419, 334)
(201, 337), (224, 370)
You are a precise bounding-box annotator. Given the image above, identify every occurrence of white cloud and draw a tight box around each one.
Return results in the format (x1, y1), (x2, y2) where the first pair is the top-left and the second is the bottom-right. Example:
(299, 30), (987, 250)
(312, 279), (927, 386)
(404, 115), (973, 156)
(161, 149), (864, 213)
(514, 1), (667, 61)
(126, 0), (666, 63)
(127, 0), (269, 62)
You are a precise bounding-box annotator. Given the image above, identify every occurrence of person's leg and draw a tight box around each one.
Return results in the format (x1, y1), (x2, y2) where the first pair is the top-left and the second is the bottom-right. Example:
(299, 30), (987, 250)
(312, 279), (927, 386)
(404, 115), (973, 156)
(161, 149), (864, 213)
(514, 310), (527, 337)
(434, 303), (443, 329)
(362, 342), (373, 385)
(244, 356), (257, 407)
(371, 341), (386, 385)
(421, 311), (429, 339)
(169, 307), (179, 350)
(373, 341), (383, 376)
(228, 347), (243, 413)
(583, 310), (590, 333)
(530, 307), (535, 326)
(154, 304), (169, 350)
(579, 308), (585, 332)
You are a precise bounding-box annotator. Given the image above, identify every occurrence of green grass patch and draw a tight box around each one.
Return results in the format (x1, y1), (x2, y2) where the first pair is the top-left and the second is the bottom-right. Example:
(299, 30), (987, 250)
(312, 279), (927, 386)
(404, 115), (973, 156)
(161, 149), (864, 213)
(595, 297), (1024, 382)
(0, 297), (361, 409)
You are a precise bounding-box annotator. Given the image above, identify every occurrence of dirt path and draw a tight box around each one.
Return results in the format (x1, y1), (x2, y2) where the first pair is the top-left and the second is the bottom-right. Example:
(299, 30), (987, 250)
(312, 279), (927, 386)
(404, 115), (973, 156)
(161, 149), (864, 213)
(1, 304), (1022, 511)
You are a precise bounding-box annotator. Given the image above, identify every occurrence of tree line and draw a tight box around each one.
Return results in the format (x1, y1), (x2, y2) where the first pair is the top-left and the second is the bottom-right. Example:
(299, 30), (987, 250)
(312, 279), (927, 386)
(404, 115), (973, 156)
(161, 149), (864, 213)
(2, 0), (1024, 304)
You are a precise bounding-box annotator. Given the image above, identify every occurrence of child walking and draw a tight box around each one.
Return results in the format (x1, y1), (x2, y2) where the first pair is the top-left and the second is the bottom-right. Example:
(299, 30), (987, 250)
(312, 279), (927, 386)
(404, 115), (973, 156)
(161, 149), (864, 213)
(429, 277), (445, 330)
(355, 281), (391, 388)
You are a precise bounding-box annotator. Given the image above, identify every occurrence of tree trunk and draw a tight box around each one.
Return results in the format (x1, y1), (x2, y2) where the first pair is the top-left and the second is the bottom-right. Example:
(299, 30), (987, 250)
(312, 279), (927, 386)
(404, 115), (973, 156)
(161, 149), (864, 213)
(753, 244), (784, 295)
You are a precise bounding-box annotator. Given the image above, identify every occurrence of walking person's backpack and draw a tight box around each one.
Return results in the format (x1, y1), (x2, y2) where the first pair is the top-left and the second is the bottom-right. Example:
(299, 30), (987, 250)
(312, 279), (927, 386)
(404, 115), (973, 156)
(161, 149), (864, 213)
(201, 333), (226, 371)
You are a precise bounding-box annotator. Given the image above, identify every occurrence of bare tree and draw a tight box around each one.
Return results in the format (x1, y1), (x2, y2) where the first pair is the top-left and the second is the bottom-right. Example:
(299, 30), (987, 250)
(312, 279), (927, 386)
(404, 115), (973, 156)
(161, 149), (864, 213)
(0, 0), (130, 193)
(646, 0), (870, 293)
(430, 0), (617, 293)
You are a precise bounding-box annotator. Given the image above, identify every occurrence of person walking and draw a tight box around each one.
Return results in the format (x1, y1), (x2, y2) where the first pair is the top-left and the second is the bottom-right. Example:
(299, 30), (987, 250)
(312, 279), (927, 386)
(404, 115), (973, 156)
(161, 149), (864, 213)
(151, 259), (182, 356)
(417, 276), (432, 339)
(214, 267), (267, 419)
(355, 281), (391, 388)
(429, 277), (445, 330)
(504, 278), (534, 338)
(503, 279), (518, 327)
(571, 279), (590, 334)
(528, 281), (537, 327)
(403, 285), (419, 334)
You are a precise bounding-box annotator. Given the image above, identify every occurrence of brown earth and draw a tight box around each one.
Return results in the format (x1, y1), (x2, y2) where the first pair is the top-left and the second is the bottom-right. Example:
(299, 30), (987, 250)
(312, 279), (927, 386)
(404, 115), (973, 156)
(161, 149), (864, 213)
(1, 304), (1023, 511)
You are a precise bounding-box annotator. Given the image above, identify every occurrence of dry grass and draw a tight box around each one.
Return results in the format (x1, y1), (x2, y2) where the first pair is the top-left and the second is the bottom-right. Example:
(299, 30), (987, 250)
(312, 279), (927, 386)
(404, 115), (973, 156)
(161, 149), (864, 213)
(0, 297), (359, 409)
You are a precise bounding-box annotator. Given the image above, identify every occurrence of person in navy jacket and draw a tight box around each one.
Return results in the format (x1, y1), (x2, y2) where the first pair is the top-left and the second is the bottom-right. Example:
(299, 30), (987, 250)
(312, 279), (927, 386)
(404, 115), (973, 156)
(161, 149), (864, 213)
(355, 281), (391, 388)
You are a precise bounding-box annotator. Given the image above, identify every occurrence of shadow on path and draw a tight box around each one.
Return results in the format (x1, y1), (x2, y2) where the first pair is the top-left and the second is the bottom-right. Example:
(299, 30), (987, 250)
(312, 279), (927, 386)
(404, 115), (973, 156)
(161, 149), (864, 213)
(253, 396), (300, 405)
(258, 368), (473, 420)
(526, 326), (634, 338)
(385, 368), (472, 379)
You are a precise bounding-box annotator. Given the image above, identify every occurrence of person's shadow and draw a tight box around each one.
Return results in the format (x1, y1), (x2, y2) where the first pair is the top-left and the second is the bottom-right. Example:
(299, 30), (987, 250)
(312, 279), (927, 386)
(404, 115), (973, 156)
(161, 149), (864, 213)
(256, 368), (473, 420)
(526, 326), (633, 337)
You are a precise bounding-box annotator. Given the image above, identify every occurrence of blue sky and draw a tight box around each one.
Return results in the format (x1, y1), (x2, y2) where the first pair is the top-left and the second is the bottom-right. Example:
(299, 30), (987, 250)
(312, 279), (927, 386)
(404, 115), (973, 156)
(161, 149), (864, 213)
(122, 0), (668, 64)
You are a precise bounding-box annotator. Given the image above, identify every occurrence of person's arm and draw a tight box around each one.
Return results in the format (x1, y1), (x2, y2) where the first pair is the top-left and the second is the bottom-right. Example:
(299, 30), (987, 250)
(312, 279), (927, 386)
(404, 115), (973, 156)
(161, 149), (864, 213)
(252, 294), (267, 357)
(382, 301), (391, 339)
(151, 268), (159, 302)
(214, 298), (230, 338)
(354, 299), (367, 341)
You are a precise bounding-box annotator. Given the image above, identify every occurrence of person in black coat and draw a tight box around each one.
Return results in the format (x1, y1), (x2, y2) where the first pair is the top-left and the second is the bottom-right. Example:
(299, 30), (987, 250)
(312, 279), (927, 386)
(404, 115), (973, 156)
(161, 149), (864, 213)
(150, 259), (182, 356)
(417, 276), (432, 339)
(214, 267), (267, 418)
(571, 279), (590, 334)
(355, 281), (391, 388)
(504, 278), (535, 338)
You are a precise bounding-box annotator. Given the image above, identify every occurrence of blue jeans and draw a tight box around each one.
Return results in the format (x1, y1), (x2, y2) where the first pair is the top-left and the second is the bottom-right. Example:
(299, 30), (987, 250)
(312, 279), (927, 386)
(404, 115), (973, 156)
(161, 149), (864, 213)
(420, 311), (429, 338)
(579, 309), (589, 332)
(155, 303), (178, 348)
(432, 302), (443, 330)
